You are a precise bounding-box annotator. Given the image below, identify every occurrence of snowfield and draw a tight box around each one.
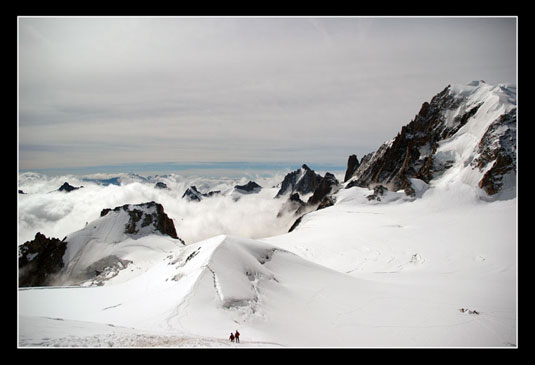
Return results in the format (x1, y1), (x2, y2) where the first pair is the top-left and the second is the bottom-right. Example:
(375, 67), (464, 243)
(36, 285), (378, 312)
(18, 185), (516, 348)
(18, 81), (517, 348)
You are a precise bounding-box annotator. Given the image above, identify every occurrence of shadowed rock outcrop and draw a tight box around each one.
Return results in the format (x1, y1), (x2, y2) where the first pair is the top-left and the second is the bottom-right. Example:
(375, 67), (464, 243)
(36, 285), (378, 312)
(19, 233), (67, 287)
(344, 82), (516, 197)
(275, 164), (323, 198)
(58, 182), (82, 192)
(234, 181), (262, 194)
(344, 154), (360, 183)
(100, 201), (182, 242)
(182, 186), (221, 201)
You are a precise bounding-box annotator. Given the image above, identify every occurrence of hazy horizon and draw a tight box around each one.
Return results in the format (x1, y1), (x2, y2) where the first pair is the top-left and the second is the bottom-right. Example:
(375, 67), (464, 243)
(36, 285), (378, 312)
(18, 16), (517, 175)
(18, 160), (347, 178)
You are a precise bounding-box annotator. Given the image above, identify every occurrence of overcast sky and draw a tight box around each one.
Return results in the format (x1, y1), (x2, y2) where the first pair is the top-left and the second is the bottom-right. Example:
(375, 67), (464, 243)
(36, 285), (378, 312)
(18, 16), (516, 174)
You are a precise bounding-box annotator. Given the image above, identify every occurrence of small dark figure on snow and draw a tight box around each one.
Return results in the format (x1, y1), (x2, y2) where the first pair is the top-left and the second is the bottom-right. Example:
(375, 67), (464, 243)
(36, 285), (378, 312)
(229, 332), (235, 342)
(234, 330), (240, 343)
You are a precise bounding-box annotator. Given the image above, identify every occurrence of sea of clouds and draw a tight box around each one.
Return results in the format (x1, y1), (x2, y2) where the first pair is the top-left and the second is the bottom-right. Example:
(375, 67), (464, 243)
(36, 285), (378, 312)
(17, 170), (320, 245)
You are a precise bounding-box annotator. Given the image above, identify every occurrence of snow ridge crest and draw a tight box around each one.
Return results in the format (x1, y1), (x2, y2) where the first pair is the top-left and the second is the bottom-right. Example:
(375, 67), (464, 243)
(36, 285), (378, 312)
(344, 81), (516, 199)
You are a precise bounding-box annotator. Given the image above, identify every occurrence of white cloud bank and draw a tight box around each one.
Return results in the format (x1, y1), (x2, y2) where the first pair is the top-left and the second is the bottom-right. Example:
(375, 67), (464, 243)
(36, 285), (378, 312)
(17, 171), (312, 245)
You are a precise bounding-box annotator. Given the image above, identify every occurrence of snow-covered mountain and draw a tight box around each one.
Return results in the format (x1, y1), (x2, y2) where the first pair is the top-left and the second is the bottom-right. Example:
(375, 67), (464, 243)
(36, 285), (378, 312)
(346, 81), (516, 199)
(181, 186), (221, 202)
(18, 81), (517, 348)
(19, 202), (184, 287)
(275, 164), (323, 198)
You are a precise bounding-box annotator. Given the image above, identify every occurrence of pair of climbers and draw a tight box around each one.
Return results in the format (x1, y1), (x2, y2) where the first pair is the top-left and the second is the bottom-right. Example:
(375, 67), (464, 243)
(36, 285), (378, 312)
(459, 308), (479, 315)
(229, 330), (240, 343)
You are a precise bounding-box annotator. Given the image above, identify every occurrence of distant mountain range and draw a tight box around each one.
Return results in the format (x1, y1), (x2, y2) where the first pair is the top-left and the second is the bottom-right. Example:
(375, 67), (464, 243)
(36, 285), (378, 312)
(18, 81), (517, 347)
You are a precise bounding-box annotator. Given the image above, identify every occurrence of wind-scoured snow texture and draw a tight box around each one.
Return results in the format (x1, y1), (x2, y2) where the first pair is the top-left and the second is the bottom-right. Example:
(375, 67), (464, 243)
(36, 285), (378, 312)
(19, 235), (382, 347)
(18, 316), (282, 348)
(346, 81), (516, 199)
(20, 189), (516, 348)
(264, 183), (516, 347)
(18, 177), (516, 346)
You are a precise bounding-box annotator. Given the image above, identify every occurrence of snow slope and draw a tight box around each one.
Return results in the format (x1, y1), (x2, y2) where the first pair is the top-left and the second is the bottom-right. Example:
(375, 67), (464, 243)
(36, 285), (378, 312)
(433, 81), (516, 199)
(19, 316), (282, 347)
(33, 202), (184, 286)
(19, 235), (382, 347)
(19, 193), (516, 347)
(18, 81), (516, 348)
(264, 186), (516, 346)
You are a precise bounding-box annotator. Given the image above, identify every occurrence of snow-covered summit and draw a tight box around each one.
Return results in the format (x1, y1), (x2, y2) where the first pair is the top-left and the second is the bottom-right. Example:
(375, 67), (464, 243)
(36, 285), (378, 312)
(19, 202), (184, 287)
(345, 81), (516, 199)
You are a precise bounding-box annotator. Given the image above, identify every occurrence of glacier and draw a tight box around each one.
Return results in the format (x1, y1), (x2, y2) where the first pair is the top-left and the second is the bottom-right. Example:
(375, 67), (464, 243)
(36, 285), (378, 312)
(18, 81), (517, 348)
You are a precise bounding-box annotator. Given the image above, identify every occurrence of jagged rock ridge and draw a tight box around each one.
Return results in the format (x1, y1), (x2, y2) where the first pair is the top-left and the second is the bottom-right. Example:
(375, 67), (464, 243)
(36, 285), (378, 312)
(154, 182), (168, 189)
(471, 108), (516, 195)
(19, 233), (67, 287)
(234, 181), (262, 194)
(182, 186), (221, 201)
(58, 182), (82, 192)
(344, 154), (360, 183)
(277, 168), (341, 230)
(100, 201), (182, 242)
(19, 202), (184, 287)
(344, 81), (516, 197)
(275, 164), (323, 198)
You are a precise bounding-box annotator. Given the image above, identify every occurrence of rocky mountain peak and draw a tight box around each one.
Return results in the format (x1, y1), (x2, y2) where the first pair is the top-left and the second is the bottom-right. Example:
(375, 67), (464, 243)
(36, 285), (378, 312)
(344, 154), (360, 183)
(234, 181), (262, 194)
(19, 233), (67, 287)
(182, 186), (221, 201)
(344, 82), (516, 198)
(100, 201), (182, 242)
(58, 182), (82, 192)
(19, 202), (184, 288)
(275, 164), (323, 198)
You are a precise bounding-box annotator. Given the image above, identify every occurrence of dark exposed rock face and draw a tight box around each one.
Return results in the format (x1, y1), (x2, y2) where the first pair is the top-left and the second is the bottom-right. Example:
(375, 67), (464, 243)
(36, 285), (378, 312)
(345, 82), (516, 197)
(182, 186), (221, 201)
(83, 255), (133, 286)
(344, 154), (360, 182)
(472, 108), (517, 195)
(182, 186), (203, 201)
(277, 193), (306, 218)
(346, 86), (457, 196)
(58, 182), (82, 192)
(284, 171), (340, 231)
(275, 164), (323, 198)
(154, 182), (168, 189)
(367, 185), (388, 201)
(317, 195), (335, 210)
(289, 192), (306, 205)
(100, 201), (183, 243)
(234, 181), (262, 194)
(306, 173), (339, 207)
(288, 216), (303, 233)
(19, 232), (68, 287)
